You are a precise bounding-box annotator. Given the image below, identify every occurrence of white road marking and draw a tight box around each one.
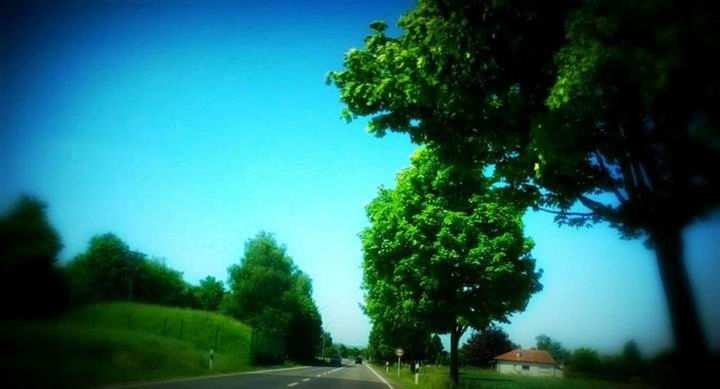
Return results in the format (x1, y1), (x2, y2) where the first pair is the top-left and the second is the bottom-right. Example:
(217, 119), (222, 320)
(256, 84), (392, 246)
(365, 364), (395, 389)
(302, 378), (310, 382)
(288, 383), (298, 387)
(316, 374), (322, 377)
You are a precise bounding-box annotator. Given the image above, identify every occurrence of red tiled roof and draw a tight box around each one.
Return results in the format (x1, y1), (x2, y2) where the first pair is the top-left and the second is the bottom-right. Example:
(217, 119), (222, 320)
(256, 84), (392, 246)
(493, 349), (556, 364)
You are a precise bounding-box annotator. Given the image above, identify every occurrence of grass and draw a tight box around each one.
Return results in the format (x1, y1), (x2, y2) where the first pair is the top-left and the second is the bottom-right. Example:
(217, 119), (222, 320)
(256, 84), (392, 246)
(370, 364), (653, 389)
(0, 302), (285, 388)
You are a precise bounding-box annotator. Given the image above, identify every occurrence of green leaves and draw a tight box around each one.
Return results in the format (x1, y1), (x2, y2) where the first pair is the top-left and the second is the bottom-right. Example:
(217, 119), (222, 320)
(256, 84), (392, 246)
(224, 232), (322, 360)
(361, 146), (542, 377)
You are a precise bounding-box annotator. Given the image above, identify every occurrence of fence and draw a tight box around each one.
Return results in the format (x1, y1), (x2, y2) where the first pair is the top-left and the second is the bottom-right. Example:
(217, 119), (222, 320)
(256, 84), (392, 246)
(249, 329), (285, 364)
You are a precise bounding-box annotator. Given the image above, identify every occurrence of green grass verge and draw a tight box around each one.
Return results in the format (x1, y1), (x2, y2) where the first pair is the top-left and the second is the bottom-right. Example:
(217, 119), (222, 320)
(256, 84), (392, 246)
(0, 302), (287, 388)
(369, 364), (653, 389)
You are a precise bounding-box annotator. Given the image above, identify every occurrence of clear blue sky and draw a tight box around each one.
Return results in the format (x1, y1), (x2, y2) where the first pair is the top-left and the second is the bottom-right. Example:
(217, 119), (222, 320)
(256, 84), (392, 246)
(2, 0), (718, 356)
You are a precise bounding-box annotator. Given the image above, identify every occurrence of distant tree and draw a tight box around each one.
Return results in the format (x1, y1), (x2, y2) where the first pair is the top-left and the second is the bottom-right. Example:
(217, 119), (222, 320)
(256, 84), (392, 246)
(330, 0), (720, 359)
(622, 340), (643, 378)
(461, 325), (516, 367)
(65, 233), (136, 303)
(225, 232), (322, 361)
(0, 195), (68, 318)
(368, 323), (396, 362)
(339, 344), (349, 358)
(536, 334), (571, 363)
(361, 147), (542, 384)
(572, 347), (601, 376)
(427, 334), (444, 364)
(66, 235), (196, 307)
(319, 331), (333, 356)
(194, 276), (224, 311)
(134, 258), (189, 306)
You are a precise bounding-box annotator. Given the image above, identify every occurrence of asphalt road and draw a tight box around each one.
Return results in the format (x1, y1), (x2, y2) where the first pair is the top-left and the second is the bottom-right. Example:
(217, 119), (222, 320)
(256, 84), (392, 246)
(111, 364), (393, 389)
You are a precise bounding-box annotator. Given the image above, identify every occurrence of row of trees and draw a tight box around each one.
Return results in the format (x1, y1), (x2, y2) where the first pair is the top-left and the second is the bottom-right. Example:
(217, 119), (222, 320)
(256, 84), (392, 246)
(65, 233), (224, 310)
(0, 195), (324, 362)
(330, 0), (719, 383)
(460, 329), (645, 381)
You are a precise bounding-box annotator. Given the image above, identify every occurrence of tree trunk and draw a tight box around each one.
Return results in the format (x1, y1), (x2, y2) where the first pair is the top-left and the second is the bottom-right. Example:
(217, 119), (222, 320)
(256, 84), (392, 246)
(450, 327), (460, 386)
(651, 226), (707, 358)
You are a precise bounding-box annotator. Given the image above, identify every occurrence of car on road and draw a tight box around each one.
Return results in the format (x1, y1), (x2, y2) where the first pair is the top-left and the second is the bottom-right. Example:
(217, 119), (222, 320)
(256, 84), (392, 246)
(330, 355), (342, 366)
(355, 356), (362, 364)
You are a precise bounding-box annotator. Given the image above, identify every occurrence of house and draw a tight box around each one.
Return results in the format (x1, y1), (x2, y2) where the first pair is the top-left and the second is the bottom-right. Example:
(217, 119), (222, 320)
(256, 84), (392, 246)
(493, 349), (563, 378)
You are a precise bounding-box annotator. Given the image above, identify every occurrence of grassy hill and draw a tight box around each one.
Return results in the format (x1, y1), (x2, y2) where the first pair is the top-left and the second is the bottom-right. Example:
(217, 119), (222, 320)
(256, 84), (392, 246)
(0, 302), (267, 388)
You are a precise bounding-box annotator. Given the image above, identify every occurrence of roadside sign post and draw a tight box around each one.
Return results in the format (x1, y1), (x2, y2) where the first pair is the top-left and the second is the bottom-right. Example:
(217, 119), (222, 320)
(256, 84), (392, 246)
(395, 348), (404, 377)
(415, 362), (419, 384)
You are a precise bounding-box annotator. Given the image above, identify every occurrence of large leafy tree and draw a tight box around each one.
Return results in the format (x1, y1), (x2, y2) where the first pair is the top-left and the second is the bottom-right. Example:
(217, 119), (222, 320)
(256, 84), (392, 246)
(361, 147), (541, 384)
(0, 195), (68, 318)
(225, 232), (322, 361)
(460, 324), (517, 367)
(329, 0), (719, 358)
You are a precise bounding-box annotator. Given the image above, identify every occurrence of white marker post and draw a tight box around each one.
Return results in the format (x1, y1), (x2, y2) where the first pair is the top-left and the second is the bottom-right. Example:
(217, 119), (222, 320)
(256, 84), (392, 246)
(385, 361), (389, 372)
(395, 348), (404, 377)
(415, 362), (420, 385)
(209, 349), (214, 370)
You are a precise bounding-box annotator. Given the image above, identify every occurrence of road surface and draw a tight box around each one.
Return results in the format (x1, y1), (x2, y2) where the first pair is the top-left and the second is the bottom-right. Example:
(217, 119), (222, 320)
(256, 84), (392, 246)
(109, 363), (393, 389)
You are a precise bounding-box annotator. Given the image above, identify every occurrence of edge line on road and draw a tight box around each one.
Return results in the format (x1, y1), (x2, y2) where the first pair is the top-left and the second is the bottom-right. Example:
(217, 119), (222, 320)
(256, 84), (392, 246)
(364, 363), (395, 389)
(104, 366), (311, 388)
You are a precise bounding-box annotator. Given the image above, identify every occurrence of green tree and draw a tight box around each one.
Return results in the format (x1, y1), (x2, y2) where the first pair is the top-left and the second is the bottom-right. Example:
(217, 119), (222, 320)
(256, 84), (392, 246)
(427, 334), (444, 365)
(622, 340), (643, 378)
(65, 233), (136, 303)
(361, 147), (542, 384)
(194, 276), (225, 311)
(134, 258), (189, 306)
(329, 0), (719, 358)
(461, 325), (517, 367)
(339, 344), (348, 358)
(572, 347), (601, 376)
(536, 334), (571, 363)
(0, 195), (68, 318)
(225, 231), (322, 361)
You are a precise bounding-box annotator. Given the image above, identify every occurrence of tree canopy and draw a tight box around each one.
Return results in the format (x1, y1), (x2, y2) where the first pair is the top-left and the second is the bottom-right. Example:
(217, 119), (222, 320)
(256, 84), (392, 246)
(0, 195), (68, 318)
(225, 231), (322, 361)
(65, 233), (194, 307)
(194, 276), (225, 311)
(461, 325), (517, 367)
(330, 0), (719, 359)
(361, 147), (541, 383)
(536, 334), (571, 364)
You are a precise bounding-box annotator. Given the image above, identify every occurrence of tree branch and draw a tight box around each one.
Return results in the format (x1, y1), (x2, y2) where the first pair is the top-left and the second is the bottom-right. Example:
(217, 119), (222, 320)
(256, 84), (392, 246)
(593, 151), (628, 204)
(536, 207), (594, 217)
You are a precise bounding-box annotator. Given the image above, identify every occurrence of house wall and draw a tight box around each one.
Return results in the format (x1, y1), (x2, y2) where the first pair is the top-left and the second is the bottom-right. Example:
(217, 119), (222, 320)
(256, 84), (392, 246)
(496, 361), (563, 378)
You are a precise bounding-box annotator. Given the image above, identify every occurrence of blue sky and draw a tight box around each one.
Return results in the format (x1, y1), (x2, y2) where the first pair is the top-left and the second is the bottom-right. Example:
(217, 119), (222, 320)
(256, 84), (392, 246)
(2, 0), (718, 355)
